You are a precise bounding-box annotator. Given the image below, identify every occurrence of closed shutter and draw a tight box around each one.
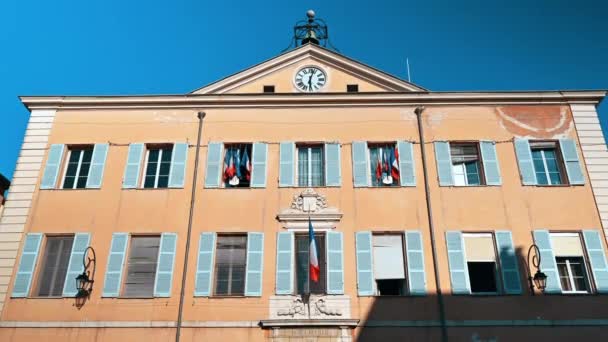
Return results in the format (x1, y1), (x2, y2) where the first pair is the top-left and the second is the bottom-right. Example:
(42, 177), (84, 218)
(514, 139), (537, 185)
(86, 144), (109, 188)
(41, 144), (65, 189)
(245, 232), (264, 296)
(102, 233), (128, 297)
(480, 141), (502, 186)
(279, 142), (295, 187)
(398, 141), (416, 186)
(194, 233), (216, 296)
(325, 143), (341, 187)
(352, 141), (369, 187)
(62, 233), (91, 297)
(11, 233), (43, 297)
(204, 143), (223, 188)
(326, 231), (344, 294)
(445, 231), (470, 294)
(168, 143), (188, 188)
(582, 230), (608, 293)
(533, 230), (561, 293)
(434, 142), (454, 186)
(154, 233), (177, 297)
(122, 143), (144, 188)
(559, 139), (585, 185)
(405, 231), (427, 296)
(355, 231), (374, 296)
(495, 231), (522, 294)
(250, 143), (268, 188)
(275, 232), (294, 295)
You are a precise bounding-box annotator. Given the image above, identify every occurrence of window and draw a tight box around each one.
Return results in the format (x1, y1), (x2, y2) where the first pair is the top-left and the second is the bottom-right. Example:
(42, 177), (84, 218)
(36, 236), (74, 297)
(464, 234), (498, 294)
(551, 233), (591, 293)
(223, 144), (252, 188)
(263, 85), (275, 93)
(143, 145), (173, 189)
(530, 141), (566, 185)
(450, 143), (483, 186)
(123, 236), (160, 297)
(295, 234), (326, 295)
(373, 234), (407, 296)
(297, 145), (324, 187)
(214, 235), (247, 296)
(369, 143), (399, 186)
(347, 84), (359, 93)
(62, 146), (93, 189)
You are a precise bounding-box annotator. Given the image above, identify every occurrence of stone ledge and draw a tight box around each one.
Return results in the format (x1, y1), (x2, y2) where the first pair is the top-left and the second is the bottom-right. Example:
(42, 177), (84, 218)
(259, 319), (359, 328)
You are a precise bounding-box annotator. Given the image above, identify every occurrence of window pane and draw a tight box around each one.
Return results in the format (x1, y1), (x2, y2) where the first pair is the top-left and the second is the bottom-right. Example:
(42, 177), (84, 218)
(63, 176), (76, 189)
(160, 148), (172, 163)
(124, 236), (160, 297)
(310, 147), (324, 186)
(159, 161), (171, 177)
(452, 163), (467, 186)
(465, 161), (481, 185)
(63, 148), (93, 189)
(157, 175), (169, 188)
(369, 147), (380, 186)
(144, 175), (156, 188)
(214, 235), (247, 296)
(37, 236), (74, 297)
(298, 148), (309, 186)
(295, 234), (326, 295)
(556, 257), (590, 293)
(467, 261), (497, 293)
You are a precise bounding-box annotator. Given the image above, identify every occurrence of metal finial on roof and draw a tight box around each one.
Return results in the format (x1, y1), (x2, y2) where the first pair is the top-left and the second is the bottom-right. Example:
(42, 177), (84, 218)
(282, 10), (339, 52)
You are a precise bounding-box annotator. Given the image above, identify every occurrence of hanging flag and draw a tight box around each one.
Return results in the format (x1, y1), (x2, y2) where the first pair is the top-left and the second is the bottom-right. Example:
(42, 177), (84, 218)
(382, 147), (392, 184)
(375, 148), (383, 182)
(309, 218), (320, 283)
(391, 146), (400, 181)
(223, 148), (235, 181)
(234, 148), (242, 180)
(241, 148), (251, 181)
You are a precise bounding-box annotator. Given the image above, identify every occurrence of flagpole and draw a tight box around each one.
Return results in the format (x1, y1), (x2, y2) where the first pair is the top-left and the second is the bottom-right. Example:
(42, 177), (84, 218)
(307, 215), (311, 319)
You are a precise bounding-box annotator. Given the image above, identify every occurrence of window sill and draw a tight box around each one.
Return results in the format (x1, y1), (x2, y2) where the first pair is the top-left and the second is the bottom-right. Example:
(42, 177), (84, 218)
(528, 184), (577, 188)
(41, 188), (100, 191)
(209, 295), (248, 298)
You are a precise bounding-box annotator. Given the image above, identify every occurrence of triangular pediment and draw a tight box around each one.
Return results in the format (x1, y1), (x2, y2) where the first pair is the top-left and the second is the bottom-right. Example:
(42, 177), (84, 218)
(191, 44), (426, 94)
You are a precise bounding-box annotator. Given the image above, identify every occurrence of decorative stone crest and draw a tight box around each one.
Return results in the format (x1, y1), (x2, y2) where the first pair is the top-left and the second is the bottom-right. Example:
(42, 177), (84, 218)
(290, 188), (328, 212)
(271, 295), (348, 319)
(277, 297), (306, 317)
(277, 188), (342, 231)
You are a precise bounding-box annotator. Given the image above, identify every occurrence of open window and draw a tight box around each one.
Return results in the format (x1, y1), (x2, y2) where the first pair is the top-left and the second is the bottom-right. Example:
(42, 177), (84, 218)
(464, 233), (499, 294)
(368, 143), (399, 187)
(373, 234), (407, 295)
(551, 233), (592, 293)
(222, 144), (253, 188)
(450, 143), (484, 186)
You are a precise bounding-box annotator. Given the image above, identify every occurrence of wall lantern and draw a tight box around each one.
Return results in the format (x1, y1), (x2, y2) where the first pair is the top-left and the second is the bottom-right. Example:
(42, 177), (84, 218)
(527, 244), (547, 295)
(75, 246), (96, 298)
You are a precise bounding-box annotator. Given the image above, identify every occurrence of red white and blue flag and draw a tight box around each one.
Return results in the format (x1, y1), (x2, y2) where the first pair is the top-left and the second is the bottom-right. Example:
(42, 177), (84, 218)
(391, 147), (400, 181)
(309, 218), (320, 283)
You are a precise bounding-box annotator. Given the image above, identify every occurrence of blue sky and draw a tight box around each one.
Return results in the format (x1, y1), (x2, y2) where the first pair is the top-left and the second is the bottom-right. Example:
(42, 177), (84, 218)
(1, 0), (607, 179)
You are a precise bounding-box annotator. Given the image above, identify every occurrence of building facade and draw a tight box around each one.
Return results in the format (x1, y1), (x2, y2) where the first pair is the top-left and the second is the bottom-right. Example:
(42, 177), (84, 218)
(0, 39), (607, 341)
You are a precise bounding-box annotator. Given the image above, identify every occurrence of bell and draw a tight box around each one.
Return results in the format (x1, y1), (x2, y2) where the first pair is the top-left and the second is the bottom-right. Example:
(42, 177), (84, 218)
(301, 30), (319, 45)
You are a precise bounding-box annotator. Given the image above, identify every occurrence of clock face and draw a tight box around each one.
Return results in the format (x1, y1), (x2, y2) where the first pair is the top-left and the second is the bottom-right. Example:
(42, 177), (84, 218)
(294, 67), (327, 92)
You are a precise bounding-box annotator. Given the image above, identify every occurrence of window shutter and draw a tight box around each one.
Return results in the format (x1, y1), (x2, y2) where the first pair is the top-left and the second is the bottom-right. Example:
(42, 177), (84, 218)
(245, 232), (264, 296)
(122, 143), (144, 189)
(582, 230), (608, 293)
(480, 141), (502, 186)
(495, 231), (522, 294)
(275, 232), (294, 295)
(62, 233), (91, 297)
(355, 231), (374, 296)
(41, 144), (65, 189)
(326, 231), (344, 294)
(168, 143), (188, 188)
(251, 142), (268, 188)
(154, 233), (177, 297)
(204, 142), (223, 188)
(398, 141), (416, 186)
(279, 142), (295, 187)
(434, 142), (454, 186)
(325, 143), (341, 187)
(86, 144), (109, 189)
(352, 141), (369, 187)
(194, 232), (216, 296)
(102, 233), (128, 297)
(445, 231), (470, 294)
(514, 139), (537, 185)
(532, 230), (561, 294)
(405, 231), (426, 296)
(11, 233), (43, 297)
(559, 139), (585, 185)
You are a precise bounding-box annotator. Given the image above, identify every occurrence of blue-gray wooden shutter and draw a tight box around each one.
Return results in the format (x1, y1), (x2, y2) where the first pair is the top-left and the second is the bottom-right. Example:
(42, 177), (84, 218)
(405, 231), (426, 295)
(168, 143), (188, 188)
(122, 143), (144, 188)
(62, 233), (91, 297)
(41, 144), (65, 189)
(194, 232), (216, 296)
(279, 142), (295, 187)
(514, 139), (537, 185)
(559, 139), (585, 185)
(154, 233), (177, 297)
(480, 141), (502, 186)
(495, 231), (522, 295)
(326, 231), (344, 294)
(275, 232), (294, 295)
(434, 142), (453, 186)
(532, 230), (561, 294)
(251, 142), (268, 188)
(325, 143), (341, 187)
(582, 230), (608, 293)
(102, 233), (128, 297)
(398, 141), (416, 186)
(204, 142), (223, 188)
(11, 233), (42, 297)
(445, 231), (470, 294)
(86, 144), (109, 188)
(245, 232), (264, 296)
(352, 141), (369, 187)
(355, 231), (374, 296)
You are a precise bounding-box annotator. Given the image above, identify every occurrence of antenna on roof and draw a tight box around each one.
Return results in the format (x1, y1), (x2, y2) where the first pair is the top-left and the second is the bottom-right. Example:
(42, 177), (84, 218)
(406, 58), (412, 82)
(282, 10), (340, 52)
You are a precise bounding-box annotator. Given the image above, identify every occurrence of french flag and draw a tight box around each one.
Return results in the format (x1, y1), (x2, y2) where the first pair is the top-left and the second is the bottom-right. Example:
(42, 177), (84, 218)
(309, 218), (320, 283)
(223, 149), (236, 181)
(391, 147), (400, 181)
(241, 148), (251, 181)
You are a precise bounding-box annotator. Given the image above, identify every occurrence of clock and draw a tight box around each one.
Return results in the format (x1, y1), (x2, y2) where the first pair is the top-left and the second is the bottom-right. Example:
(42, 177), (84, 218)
(294, 66), (327, 92)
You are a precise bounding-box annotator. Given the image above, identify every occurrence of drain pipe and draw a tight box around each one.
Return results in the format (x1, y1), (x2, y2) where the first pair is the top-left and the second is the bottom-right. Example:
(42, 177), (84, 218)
(415, 106), (448, 342)
(175, 111), (206, 342)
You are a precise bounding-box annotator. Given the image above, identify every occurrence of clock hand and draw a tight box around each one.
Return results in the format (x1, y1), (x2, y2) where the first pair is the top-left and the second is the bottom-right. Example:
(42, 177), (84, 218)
(308, 75), (312, 88)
